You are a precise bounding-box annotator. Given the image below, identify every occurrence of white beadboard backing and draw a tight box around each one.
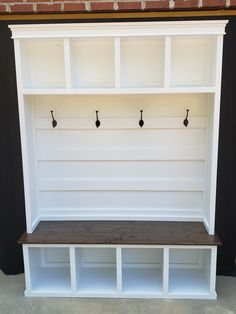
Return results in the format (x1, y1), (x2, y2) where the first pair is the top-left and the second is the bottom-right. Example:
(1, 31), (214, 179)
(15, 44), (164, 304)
(38, 190), (203, 210)
(18, 92), (215, 223)
(26, 93), (208, 222)
(38, 160), (204, 180)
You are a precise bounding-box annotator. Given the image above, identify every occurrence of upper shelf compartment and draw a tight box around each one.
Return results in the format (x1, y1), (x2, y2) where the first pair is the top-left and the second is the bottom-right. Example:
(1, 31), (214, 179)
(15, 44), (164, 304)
(10, 21), (227, 92)
(20, 39), (66, 89)
(70, 38), (115, 88)
(120, 37), (164, 88)
(170, 36), (217, 88)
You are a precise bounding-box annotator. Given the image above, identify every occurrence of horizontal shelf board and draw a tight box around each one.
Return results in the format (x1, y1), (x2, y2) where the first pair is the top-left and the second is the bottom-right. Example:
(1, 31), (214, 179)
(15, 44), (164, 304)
(39, 178), (204, 192)
(22, 87), (216, 95)
(19, 221), (221, 245)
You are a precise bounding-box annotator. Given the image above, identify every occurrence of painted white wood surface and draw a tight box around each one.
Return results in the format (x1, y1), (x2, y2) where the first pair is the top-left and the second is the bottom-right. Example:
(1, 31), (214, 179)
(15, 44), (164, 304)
(23, 244), (217, 299)
(9, 19), (226, 232)
(18, 93), (215, 225)
(10, 21), (227, 299)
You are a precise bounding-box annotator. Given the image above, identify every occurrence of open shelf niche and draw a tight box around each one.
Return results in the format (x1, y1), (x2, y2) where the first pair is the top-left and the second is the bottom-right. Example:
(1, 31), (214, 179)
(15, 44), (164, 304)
(122, 248), (163, 294)
(27, 246), (71, 294)
(170, 36), (217, 87)
(70, 38), (115, 88)
(19, 39), (66, 89)
(76, 248), (117, 294)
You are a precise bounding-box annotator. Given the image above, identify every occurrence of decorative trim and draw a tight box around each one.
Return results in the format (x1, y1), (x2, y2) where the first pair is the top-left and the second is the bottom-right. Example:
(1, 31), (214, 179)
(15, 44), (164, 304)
(1, 10), (236, 21)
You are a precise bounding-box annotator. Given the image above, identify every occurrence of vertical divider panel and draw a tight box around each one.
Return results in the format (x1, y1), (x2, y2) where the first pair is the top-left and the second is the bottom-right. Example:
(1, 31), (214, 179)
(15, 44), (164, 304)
(116, 247), (122, 294)
(163, 247), (169, 295)
(13, 39), (33, 233)
(70, 246), (77, 293)
(23, 245), (32, 294)
(208, 34), (224, 234)
(210, 247), (217, 295)
(114, 37), (121, 89)
(164, 36), (171, 88)
(64, 38), (72, 89)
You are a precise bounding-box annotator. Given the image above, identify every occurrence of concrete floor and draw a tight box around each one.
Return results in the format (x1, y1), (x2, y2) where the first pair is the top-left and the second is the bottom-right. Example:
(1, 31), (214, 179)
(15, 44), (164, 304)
(0, 271), (236, 314)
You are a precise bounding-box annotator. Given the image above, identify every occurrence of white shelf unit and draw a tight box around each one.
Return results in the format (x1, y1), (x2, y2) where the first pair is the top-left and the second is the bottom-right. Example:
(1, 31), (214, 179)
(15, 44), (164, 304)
(23, 244), (217, 299)
(10, 21), (227, 299)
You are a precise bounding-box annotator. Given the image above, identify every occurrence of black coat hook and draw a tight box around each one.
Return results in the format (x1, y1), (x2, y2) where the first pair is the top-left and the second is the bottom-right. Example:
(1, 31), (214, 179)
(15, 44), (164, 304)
(139, 110), (144, 128)
(50, 110), (57, 128)
(95, 110), (100, 128)
(183, 109), (189, 127)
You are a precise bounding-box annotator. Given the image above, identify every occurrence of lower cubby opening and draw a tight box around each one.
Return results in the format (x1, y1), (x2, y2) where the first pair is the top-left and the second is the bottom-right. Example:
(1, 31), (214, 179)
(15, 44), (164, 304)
(168, 248), (212, 296)
(75, 248), (117, 293)
(23, 235), (217, 298)
(122, 248), (163, 294)
(28, 247), (71, 293)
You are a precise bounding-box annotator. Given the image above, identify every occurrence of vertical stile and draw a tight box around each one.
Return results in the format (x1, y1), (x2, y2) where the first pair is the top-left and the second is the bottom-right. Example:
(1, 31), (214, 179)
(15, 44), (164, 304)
(208, 34), (224, 234)
(13, 39), (33, 233)
(210, 247), (217, 296)
(114, 37), (121, 89)
(70, 246), (77, 294)
(64, 38), (72, 89)
(164, 36), (171, 88)
(163, 247), (169, 295)
(23, 246), (32, 293)
(116, 247), (122, 294)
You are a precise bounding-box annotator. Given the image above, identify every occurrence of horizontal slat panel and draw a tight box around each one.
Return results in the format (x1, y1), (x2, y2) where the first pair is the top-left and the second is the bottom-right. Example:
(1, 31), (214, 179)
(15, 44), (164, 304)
(36, 129), (205, 148)
(39, 208), (203, 220)
(35, 116), (206, 130)
(39, 191), (203, 210)
(37, 147), (204, 161)
(33, 94), (208, 117)
(39, 178), (204, 191)
(38, 160), (205, 180)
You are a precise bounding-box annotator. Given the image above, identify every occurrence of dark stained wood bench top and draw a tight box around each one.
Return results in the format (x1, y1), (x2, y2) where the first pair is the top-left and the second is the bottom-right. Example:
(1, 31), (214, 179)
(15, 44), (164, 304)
(19, 221), (221, 246)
